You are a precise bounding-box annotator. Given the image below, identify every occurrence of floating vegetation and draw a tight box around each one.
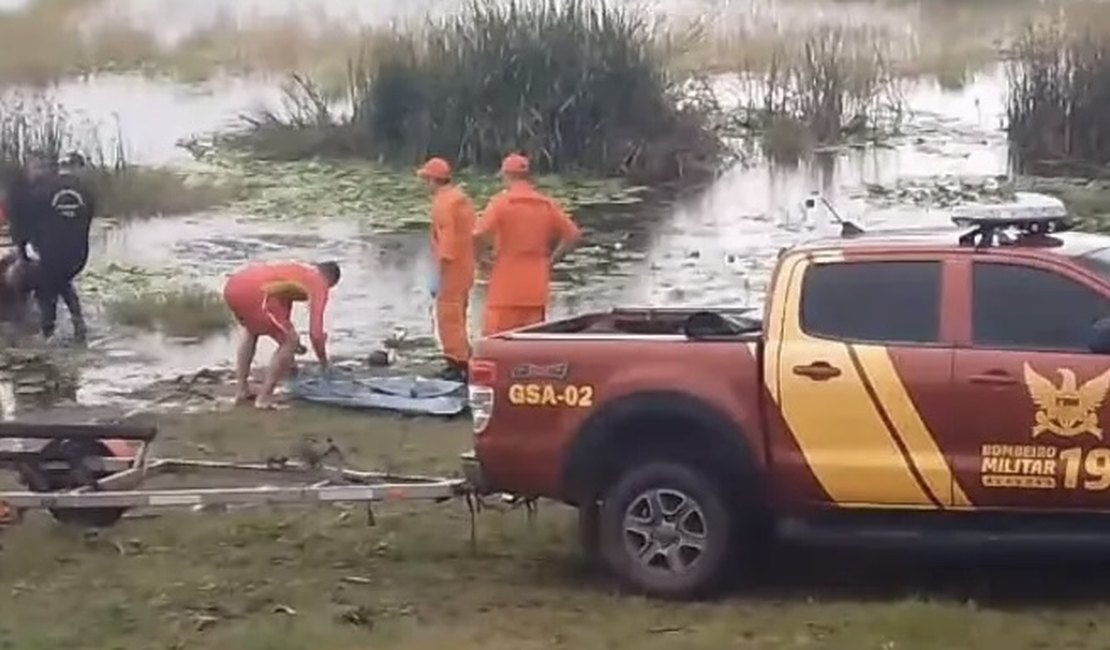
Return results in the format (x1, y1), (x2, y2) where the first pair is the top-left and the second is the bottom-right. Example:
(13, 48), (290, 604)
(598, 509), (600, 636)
(221, 154), (648, 230)
(862, 175), (1014, 209)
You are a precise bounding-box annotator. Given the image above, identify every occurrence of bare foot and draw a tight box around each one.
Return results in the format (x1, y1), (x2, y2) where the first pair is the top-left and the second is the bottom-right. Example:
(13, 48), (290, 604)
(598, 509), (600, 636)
(254, 394), (280, 410)
(233, 391), (256, 406)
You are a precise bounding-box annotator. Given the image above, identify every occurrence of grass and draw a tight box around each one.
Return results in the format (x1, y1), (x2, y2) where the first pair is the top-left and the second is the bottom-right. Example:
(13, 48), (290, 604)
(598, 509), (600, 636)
(0, 93), (239, 219)
(235, 0), (723, 187)
(1006, 2), (1110, 175)
(4, 406), (1110, 648)
(104, 287), (232, 339)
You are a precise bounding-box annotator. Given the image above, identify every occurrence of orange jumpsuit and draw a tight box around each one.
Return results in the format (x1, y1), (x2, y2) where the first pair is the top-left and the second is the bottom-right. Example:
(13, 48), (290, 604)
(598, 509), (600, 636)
(430, 184), (477, 363)
(477, 181), (581, 336)
(223, 261), (331, 361)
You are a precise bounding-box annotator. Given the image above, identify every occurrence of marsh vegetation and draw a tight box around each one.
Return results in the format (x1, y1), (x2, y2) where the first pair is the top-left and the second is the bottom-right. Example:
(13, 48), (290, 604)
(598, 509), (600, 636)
(104, 286), (232, 339)
(1006, 2), (1110, 176)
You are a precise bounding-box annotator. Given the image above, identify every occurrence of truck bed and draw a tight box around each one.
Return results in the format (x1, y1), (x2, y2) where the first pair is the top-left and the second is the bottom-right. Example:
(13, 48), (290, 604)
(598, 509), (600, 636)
(508, 307), (763, 338)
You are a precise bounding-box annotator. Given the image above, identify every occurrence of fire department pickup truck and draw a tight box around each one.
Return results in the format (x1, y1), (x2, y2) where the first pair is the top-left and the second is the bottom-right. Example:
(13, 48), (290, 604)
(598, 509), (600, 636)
(462, 195), (1110, 599)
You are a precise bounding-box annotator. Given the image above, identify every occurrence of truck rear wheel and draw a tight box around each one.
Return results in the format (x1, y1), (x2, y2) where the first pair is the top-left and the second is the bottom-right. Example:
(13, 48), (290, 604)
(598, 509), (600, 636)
(577, 501), (600, 566)
(598, 461), (733, 599)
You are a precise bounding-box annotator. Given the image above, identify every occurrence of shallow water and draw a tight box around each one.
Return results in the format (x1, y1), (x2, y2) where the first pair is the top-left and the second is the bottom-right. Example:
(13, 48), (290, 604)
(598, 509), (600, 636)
(45, 65), (1008, 409)
(42, 75), (286, 166)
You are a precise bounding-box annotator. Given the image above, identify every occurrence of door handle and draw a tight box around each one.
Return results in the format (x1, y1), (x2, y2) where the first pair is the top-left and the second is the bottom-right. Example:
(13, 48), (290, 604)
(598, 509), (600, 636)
(969, 370), (1017, 386)
(793, 362), (842, 381)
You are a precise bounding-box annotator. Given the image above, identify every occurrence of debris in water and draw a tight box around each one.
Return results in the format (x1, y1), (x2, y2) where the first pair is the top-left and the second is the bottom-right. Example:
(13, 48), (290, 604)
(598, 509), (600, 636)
(366, 350), (392, 367)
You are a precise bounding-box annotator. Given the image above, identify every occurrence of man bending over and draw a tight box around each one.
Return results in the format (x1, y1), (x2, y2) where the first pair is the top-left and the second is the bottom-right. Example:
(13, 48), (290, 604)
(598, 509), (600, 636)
(222, 260), (341, 409)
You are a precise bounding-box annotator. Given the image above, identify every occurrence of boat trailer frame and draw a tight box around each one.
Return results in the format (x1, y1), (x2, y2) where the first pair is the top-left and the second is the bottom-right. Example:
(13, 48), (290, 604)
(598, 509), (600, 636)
(0, 420), (472, 528)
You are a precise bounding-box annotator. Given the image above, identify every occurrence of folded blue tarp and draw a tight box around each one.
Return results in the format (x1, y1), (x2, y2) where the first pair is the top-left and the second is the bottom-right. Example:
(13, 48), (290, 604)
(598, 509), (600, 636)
(288, 372), (467, 416)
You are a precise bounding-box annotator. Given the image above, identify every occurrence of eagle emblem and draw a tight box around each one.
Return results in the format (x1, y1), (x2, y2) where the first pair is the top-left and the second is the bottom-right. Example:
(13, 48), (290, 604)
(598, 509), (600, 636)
(1023, 363), (1110, 440)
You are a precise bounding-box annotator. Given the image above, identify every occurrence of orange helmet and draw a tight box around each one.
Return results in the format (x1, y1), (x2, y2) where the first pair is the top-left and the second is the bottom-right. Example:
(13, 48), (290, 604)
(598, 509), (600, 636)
(417, 157), (452, 181)
(500, 153), (530, 175)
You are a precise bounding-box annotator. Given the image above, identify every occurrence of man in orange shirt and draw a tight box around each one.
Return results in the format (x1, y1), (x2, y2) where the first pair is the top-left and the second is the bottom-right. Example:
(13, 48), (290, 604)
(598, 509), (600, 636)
(222, 260), (341, 409)
(417, 157), (476, 381)
(476, 153), (581, 336)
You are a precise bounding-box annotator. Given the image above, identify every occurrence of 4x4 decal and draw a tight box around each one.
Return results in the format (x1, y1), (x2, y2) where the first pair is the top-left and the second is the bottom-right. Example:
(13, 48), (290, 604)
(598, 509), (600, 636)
(1024, 363), (1110, 440)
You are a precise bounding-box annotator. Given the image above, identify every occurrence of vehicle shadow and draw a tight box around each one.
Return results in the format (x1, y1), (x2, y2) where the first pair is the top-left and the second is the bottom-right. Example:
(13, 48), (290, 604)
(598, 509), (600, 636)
(744, 545), (1110, 607)
(530, 546), (1110, 607)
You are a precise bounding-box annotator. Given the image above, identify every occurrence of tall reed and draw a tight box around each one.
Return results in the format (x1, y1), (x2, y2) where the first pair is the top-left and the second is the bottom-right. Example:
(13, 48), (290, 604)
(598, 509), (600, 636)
(742, 25), (904, 161)
(1007, 5), (1110, 175)
(333, 0), (722, 184)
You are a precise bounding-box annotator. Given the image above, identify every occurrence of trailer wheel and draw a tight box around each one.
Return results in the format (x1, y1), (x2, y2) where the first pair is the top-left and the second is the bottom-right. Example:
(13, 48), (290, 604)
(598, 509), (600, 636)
(37, 438), (128, 528)
(598, 461), (733, 599)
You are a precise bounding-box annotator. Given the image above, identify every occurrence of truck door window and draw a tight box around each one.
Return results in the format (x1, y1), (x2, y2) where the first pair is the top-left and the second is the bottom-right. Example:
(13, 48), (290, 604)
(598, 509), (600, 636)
(972, 262), (1110, 351)
(800, 260), (941, 344)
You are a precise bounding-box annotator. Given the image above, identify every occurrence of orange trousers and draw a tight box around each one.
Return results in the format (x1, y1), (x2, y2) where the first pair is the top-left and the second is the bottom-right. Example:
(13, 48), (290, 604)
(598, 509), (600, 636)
(481, 306), (546, 337)
(436, 293), (471, 364)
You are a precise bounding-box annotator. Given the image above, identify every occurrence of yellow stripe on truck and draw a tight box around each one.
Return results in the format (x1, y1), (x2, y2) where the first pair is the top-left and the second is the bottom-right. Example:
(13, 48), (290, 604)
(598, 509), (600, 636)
(853, 344), (971, 507)
(776, 255), (936, 507)
(779, 341), (935, 506)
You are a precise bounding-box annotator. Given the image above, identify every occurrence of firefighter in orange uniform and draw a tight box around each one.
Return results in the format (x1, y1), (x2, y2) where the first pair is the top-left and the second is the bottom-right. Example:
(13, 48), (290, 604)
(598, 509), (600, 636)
(418, 157), (476, 380)
(476, 153), (581, 336)
(223, 260), (341, 409)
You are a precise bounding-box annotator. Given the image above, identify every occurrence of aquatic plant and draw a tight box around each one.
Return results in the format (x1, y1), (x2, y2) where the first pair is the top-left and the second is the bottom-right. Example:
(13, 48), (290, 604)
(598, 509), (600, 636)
(737, 25), (905, 162)
(104, 286), (232, 339)
(237, 0), (722, 186)
(1007, 4), (1110, 176)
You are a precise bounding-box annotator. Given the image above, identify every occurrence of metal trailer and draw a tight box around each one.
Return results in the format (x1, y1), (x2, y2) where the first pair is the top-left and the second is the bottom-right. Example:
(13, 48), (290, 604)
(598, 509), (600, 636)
(0, 420), (471, 529)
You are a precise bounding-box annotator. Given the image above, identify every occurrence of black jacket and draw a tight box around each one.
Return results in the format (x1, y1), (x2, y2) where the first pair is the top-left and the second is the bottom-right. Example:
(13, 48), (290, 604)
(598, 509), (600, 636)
(7, 169), (96, 278)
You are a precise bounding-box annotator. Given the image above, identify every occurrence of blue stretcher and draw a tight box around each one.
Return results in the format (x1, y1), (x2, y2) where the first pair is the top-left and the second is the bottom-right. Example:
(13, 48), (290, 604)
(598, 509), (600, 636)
(288, 371), (468, 416)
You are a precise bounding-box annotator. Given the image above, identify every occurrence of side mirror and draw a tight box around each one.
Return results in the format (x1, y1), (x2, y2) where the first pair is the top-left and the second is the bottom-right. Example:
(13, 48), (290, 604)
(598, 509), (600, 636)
(1089, 316), (1110, 354)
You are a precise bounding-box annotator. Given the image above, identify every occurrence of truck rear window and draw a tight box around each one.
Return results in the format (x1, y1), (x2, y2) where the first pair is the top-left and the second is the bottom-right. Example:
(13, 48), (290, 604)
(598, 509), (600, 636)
(800, 261), (941, 344)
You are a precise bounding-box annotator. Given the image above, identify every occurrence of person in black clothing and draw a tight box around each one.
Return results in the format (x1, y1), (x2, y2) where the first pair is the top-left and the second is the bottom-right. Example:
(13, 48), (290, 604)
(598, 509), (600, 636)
(6, 151), (95, 343)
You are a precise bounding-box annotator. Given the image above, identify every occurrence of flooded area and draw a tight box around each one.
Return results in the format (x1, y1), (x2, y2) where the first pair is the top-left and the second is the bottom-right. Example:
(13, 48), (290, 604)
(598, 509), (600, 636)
(0, 0), (1050, 413)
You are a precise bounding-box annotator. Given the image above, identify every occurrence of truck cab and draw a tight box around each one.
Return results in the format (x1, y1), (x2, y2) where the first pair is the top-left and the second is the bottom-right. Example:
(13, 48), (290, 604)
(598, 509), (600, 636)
(463, 196), (1110, 599)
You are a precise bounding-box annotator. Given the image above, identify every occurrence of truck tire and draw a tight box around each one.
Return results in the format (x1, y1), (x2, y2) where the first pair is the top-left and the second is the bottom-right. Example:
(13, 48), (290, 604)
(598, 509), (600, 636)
(598, 461), (733, 599)
(577, 501), (600, 566)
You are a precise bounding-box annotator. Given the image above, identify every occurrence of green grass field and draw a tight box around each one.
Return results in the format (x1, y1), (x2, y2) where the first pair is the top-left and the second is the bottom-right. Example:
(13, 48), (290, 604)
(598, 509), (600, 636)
(2, 406), (1110, 649)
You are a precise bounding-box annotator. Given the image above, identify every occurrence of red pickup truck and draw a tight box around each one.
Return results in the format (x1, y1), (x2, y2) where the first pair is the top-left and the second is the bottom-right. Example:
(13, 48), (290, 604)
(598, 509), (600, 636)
(462, 201), (1110, 599)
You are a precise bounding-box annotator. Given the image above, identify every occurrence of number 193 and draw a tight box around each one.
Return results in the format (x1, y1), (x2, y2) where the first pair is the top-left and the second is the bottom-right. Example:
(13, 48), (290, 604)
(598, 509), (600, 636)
(1060, 447), (1110, 490)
